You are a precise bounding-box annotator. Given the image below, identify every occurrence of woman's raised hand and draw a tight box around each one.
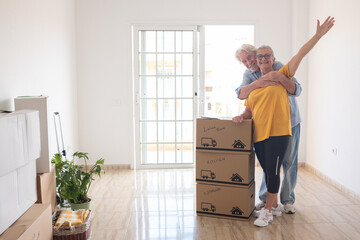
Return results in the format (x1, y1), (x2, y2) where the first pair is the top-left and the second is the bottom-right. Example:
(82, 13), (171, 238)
(316, 16), (335, 38)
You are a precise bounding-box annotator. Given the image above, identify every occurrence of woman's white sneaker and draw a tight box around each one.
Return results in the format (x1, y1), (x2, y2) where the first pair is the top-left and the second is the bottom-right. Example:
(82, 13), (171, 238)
(254, 208), (273, 227)
(254, 204), (282, 217)
(271, 204), (282, 216)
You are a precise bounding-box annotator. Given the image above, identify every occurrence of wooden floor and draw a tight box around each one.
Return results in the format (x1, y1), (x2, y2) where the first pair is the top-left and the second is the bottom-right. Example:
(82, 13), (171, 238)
(88, 166), (360, 240)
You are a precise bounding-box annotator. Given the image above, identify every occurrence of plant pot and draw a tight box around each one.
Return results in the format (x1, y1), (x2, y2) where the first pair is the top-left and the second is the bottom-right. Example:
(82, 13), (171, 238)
(70, 199), (91, 210)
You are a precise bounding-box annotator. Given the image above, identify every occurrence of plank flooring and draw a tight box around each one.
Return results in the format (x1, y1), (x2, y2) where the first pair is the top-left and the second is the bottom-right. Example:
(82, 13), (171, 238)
(88, 166), (360, 240)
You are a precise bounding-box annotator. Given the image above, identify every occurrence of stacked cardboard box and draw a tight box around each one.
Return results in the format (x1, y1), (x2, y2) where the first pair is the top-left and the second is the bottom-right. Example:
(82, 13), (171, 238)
(0, 204), (52, 240)
(36, 165), (57, 213)
(0, 110), (40, 235)
(196, 118), (255, 220)
(15, 96), (54, 173)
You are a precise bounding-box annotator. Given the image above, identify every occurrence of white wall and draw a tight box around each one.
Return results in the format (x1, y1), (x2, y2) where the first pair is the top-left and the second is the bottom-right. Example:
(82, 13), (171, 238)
(76, 0), (296, 165)
(307, 0), (360, 195)
(291, 0), (309, 163)
(0, 0), (78, 156)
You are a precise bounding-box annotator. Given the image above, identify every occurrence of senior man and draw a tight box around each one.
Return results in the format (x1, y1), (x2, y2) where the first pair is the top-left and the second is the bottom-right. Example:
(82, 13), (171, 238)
(234, 44), (302, 214)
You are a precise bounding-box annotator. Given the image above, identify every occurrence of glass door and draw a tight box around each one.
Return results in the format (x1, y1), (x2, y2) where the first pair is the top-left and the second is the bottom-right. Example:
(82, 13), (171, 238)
(133, 26), (198, 168)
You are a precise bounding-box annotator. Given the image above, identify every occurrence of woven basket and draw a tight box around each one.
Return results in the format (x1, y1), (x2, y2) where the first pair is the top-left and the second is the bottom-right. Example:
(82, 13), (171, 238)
(53, 210), (92, 240)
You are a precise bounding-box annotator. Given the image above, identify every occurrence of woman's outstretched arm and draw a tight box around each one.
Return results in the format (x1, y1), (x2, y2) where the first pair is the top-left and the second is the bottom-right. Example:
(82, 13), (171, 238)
(288, 16), (335, 76)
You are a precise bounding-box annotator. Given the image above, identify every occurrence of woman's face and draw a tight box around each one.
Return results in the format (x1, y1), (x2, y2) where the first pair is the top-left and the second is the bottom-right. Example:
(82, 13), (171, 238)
(256, 48), (275, 72)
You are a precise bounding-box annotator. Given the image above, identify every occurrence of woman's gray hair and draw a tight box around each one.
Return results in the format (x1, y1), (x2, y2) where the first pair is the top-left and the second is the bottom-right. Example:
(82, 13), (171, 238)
(257, 45), (275, 57)
(235, 44), (257, 61)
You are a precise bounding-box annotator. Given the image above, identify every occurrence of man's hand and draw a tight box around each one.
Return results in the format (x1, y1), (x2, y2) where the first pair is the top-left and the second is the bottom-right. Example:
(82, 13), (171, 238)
(260, 71), (296, 94)
(260, 71), (285, 83)
(232, 115), (244, 125)
(256, 71), (281, 87)
(237, 71), (287, 99)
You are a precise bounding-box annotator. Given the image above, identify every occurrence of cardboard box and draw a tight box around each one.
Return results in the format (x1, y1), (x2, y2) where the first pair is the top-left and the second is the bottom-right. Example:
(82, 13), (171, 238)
(36, 165), (57, 213)
(0, 160), (37, 235)
(196, 181), (255, 220)
(196, 150), (255, 185)
(0, 113), (26, 177)
(0, 110), (41, 235)
(0, 204), (52, 240)
(196, 118), (253, 152)
(15, 96), (54, 173)
(0, 110), (40, 177)
(9, 110), (41, 165)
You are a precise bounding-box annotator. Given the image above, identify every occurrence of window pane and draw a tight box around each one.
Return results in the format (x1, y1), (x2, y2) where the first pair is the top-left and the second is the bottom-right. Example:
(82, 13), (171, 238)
(159, 144), (175, 164)
(139, 53), (156, 75)
(140, 76), (156, 98)
(141, 144), (157, 164)
(176, 122), (193, 142)
(158, 99), (175, 120)
(176, 99), (193, 120)
(158, 31), (175, 52)
(176, 54), (193, 75)
(176, 31), (193, 52)
(164, 31), (175, 52)
(158, 76), (175, 98)
(157, 31), (164, 52)
(157, 54), (175, 75)
(140, 99), (157, 120)
(139, 31), (156, 52)
(158, 121), (175, 142)
(176, 77), (193, 98)
(141, 122), (157, 143)
(176, 144), (193, 163)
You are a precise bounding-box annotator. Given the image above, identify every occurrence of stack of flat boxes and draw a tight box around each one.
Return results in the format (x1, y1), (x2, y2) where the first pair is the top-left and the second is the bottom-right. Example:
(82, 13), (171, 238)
(195, 118), (255, 220)
(0, 110), (40, 235)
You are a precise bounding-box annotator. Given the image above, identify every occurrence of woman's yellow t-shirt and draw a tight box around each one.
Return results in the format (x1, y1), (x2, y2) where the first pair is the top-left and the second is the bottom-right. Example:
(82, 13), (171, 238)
(244, 63), (293, 143)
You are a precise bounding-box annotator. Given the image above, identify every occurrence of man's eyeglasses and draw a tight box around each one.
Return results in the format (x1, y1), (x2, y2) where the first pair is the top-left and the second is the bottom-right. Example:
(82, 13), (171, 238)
(256, 54), (272, 60)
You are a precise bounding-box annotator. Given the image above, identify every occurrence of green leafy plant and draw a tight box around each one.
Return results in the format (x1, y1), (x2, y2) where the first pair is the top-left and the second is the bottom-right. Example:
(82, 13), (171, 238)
(52, 152), (105, 206)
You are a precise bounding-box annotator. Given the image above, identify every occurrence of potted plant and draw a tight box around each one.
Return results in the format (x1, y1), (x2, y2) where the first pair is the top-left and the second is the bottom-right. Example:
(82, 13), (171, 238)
(52, 152), (105, 210)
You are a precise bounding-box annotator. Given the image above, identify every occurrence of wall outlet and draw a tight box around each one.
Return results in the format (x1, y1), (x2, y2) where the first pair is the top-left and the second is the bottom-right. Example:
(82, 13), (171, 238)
(331, 147), (337, 155)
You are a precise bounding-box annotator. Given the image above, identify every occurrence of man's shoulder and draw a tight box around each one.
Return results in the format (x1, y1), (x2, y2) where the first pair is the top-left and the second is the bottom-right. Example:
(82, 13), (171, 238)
(272, 61), (284, 70)
(244, 69), (253, 75)
(243, 69), (259, 80)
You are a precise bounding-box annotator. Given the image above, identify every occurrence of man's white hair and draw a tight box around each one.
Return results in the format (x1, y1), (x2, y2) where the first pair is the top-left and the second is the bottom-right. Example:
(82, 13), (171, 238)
(235, 44), (257, 61)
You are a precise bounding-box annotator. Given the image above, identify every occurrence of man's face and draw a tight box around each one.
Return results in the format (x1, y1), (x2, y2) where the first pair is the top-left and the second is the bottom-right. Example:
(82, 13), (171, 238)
(256, 48), (275, 72)
(239, 51), (258, 71)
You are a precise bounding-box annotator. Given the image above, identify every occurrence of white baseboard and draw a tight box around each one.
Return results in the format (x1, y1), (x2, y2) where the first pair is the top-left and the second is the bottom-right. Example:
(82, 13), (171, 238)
(304, 163), (360, 201)
(256, 161), (359, 200)
(101, 164), (131, 170)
